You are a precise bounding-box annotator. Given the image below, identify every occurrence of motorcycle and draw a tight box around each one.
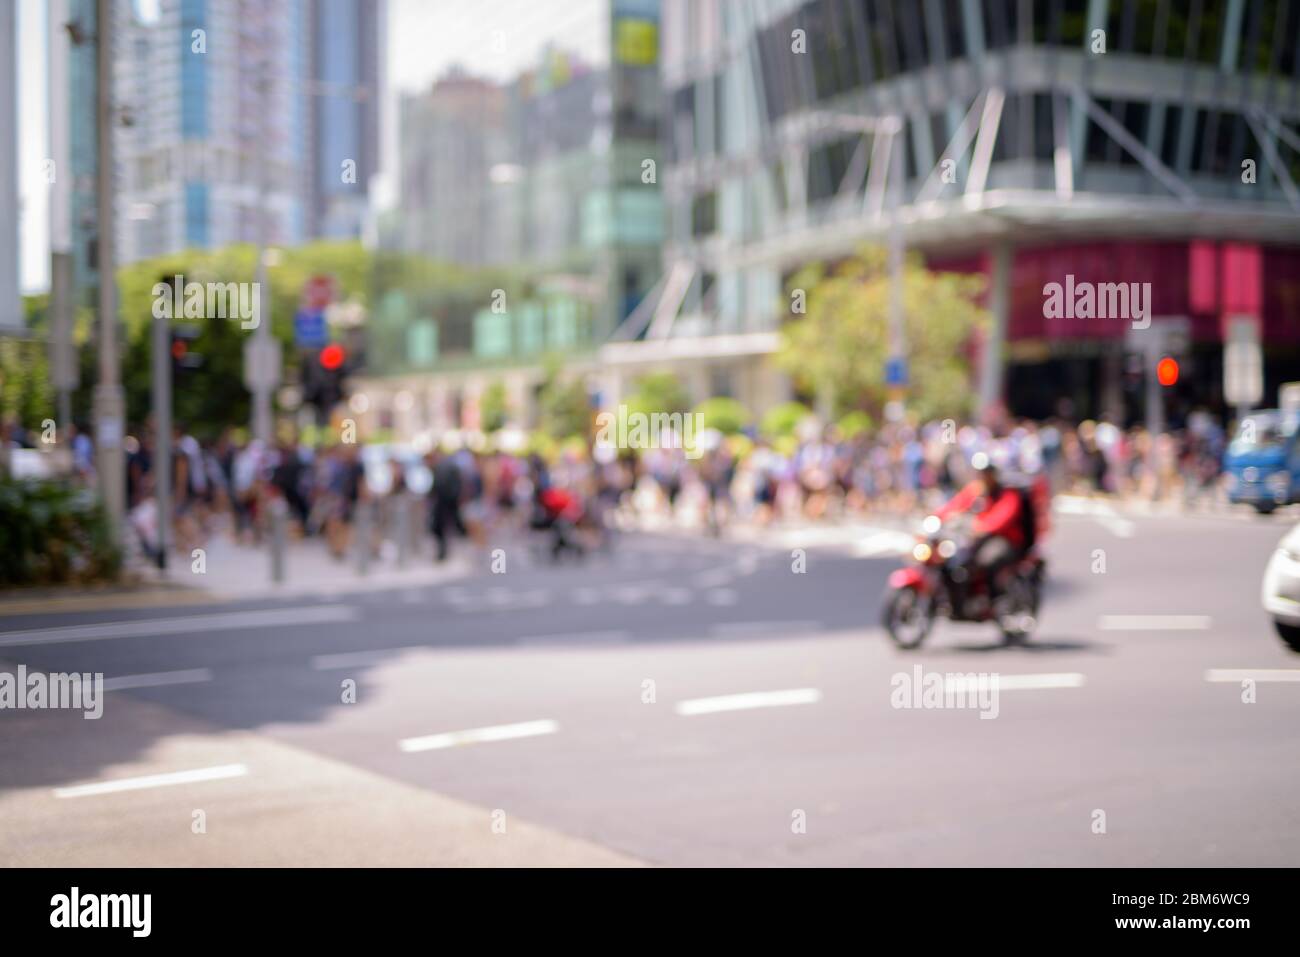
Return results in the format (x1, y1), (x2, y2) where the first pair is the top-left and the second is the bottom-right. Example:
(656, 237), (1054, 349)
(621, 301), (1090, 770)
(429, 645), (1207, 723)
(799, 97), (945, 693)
(882, 513), (1045, 649)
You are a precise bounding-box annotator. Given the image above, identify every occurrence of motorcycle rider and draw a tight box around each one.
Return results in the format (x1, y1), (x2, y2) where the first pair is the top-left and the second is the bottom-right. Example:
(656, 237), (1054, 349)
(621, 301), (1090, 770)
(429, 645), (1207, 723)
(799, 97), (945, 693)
(933, 452), (1027, 611)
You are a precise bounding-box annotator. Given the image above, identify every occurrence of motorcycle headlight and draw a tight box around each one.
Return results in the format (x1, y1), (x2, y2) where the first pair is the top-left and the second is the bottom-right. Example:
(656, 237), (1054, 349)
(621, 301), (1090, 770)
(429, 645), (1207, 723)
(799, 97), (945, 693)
(912, 543), (933, 562)
(937, 539), (957, 559)
(922, 515), (942, 535)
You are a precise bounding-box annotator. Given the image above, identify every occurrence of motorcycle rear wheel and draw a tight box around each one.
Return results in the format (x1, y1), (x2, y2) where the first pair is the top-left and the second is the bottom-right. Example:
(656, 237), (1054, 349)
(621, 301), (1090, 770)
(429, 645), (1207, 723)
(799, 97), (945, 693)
(998, 574), (1039, 642)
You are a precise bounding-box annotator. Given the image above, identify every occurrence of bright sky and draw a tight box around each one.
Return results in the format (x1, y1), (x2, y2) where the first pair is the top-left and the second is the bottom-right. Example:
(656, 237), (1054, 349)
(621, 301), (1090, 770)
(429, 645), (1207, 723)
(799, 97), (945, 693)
(17, 0), (608, 294)
(17, 0), (48, 294)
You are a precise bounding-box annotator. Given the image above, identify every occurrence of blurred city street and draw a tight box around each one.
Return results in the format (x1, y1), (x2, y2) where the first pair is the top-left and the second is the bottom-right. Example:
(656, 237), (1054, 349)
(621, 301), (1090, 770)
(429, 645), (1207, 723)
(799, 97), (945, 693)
(3, 0), (1300, 885)
(3, 502), (1298, 867)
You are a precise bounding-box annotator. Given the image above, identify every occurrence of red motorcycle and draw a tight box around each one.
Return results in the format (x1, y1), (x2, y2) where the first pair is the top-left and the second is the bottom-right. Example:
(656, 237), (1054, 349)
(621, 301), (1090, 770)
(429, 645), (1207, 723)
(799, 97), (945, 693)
(882, 512), (1046, 649)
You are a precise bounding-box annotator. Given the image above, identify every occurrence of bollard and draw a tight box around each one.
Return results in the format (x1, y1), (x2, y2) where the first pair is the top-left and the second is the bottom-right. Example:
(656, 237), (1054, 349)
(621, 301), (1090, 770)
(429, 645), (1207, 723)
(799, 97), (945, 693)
(269, 497), (287, 584)
(355, 498), (372, 576)
(396, 493), (411, 569)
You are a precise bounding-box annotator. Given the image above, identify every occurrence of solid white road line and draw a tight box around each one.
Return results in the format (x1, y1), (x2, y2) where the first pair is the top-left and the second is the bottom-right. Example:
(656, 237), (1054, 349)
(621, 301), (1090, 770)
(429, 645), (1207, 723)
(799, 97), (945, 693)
(102, 668), (213, 692)
(944, 672), (1086, 692)
(1098, 615), (1212, 631)
(852, 530), (917, 557)
(53, 763), (249, 799)
(311, 647), (422, 670)
(398, 719), (559, 753)
(0, 605), (359, 648)
(514, 630), (630, 647)
(675, 687), (822, 716)
(710, 620), (822, 637)
(1205, 669), (1300, 683)
(696, 568), (736, 588)
(1054, 497), (1136, 538)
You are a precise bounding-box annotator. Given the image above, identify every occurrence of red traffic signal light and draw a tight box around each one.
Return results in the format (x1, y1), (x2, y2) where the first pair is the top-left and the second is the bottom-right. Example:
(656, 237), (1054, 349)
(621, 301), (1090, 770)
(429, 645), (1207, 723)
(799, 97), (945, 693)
(319, 343), (345, 371)
(1156, 356), (1179, 386)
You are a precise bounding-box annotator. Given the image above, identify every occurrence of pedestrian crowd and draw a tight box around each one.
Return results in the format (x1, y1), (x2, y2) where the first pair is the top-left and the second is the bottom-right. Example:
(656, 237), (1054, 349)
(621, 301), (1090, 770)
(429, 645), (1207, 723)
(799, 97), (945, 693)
(2, 409), (1229, 567)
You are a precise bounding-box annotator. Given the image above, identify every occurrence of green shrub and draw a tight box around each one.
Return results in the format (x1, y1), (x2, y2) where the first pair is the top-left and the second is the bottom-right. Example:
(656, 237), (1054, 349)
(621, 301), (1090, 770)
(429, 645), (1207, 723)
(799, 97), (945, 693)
(0, 477), (122, 587)
(760, 401), (813, 439)
(836, 410), (875, 439)
(694, 397), (751, 435)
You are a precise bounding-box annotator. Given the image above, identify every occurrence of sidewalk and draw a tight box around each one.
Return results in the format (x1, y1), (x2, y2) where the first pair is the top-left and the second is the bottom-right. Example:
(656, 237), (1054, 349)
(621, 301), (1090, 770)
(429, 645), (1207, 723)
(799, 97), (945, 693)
(0, 689), (644, 867)
(137, 533), (477, 602)
(0, 535), (477, 617)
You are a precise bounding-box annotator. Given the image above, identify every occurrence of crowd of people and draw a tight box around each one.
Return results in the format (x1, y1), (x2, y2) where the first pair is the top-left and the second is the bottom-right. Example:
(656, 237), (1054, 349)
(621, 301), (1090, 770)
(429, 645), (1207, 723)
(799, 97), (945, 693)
(18, 409), (1224, 568)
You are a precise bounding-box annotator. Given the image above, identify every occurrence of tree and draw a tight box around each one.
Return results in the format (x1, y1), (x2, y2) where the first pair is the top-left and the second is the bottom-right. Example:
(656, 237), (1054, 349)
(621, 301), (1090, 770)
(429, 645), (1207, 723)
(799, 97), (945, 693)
(776, 245), (987, 423)
(536, 356), (590, 440)
(113, 240), (372, 438)
(479, 381), (510, 433)
(694, 397), (750, 434)
(624, 371), (691, 419)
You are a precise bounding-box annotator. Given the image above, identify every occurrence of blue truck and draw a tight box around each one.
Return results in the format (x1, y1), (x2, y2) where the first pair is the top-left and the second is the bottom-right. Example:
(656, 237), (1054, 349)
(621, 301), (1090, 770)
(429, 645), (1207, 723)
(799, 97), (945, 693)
(1224, 386), (1300, 513)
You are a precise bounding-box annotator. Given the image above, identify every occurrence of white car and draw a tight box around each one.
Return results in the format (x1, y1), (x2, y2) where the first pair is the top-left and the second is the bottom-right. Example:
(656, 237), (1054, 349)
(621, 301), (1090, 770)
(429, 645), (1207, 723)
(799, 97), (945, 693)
(1262, 523), (1300, 652)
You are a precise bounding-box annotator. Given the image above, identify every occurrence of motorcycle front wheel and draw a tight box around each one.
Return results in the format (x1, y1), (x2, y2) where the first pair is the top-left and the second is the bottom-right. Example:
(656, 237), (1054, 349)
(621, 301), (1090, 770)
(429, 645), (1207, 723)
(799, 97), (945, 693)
(883, 585), (934, 650)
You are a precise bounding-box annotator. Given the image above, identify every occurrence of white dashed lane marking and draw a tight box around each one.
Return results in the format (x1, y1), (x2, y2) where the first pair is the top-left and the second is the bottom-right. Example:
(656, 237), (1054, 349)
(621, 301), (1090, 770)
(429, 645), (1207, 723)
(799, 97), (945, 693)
(53, 764), (249, 799)
(398, 720), (560, 753)
(710, 620), (822, 637)
(102, 668), (213, 691)
(944, 673), (1085, 692)
(0, 605), (359, 647)
(675, 688), (823, 716)
(1097, 615), (1212, 631)
(311, 647), (422, 670)
(1205, 669), (1300, 683)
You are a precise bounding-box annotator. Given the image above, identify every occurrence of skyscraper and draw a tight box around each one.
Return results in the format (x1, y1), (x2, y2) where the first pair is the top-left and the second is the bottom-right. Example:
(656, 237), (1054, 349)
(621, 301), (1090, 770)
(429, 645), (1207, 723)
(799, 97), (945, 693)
(0, 0), (20, 330)
(307, 0), (384, 240)
(48, 0), (100, 311)
(113, 0), (383, 264)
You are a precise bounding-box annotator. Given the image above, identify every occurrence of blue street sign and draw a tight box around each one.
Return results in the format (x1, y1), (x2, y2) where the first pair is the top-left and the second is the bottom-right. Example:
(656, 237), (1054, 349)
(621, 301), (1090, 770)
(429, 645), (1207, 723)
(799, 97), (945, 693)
(294, 309), (327, 348)
(885, 357), (908, 387)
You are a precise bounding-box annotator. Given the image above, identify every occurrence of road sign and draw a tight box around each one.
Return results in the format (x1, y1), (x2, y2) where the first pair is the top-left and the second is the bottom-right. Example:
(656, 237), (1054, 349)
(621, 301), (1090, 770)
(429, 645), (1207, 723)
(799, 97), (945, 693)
(294, 308), (327, 348)
(243, 337), (282, 392)
(885, 357), (908, 387)
(1224, 317), (1263, 408)
(303, 275), (335, 311)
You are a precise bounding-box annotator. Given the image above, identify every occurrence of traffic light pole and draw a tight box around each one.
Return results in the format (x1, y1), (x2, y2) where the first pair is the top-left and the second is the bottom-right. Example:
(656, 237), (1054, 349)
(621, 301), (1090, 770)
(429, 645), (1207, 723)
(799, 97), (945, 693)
(151, 310), (171, 571)
(93, 0), (126, 546)
(251, 50), (274, 445)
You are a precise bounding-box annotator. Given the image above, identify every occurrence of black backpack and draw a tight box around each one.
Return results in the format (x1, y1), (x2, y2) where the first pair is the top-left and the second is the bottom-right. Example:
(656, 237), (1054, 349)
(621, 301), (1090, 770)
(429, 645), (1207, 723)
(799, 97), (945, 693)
(1014, 485), (1037, 551)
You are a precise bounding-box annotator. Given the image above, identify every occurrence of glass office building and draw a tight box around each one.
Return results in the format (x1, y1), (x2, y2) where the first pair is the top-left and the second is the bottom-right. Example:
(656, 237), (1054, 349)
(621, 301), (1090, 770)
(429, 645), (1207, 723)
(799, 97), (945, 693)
(607, 0), (1300, 422)
(363, 1), (663, 439)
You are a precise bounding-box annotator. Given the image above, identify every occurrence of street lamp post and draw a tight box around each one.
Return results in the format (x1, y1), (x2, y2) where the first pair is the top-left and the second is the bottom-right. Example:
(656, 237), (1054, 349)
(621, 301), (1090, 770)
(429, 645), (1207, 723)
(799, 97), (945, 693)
(817, 112), (907, 417)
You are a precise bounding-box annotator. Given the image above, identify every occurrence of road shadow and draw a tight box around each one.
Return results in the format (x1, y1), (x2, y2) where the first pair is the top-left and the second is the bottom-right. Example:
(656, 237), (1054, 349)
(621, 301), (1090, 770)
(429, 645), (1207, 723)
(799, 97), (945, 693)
(940, 635), (1111, 655)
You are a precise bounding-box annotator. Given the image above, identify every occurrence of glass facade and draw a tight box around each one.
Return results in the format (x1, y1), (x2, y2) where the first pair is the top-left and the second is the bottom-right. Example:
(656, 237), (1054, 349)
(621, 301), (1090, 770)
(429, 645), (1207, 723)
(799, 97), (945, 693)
(660, 0), (1300, 340)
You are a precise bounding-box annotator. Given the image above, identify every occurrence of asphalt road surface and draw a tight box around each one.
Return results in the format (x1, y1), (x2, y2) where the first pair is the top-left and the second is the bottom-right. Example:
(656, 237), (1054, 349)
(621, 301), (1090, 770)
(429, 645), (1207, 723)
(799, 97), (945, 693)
(2, 506), (1298, 866)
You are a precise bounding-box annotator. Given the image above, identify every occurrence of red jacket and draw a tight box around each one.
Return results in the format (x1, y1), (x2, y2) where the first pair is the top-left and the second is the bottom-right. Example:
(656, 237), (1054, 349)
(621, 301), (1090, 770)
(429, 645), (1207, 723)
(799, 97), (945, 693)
(935, 481), (1025, 548)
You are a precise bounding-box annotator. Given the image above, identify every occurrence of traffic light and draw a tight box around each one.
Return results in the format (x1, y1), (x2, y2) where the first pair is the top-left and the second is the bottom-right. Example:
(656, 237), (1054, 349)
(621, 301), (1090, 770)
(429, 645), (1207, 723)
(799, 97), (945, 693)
(171, 323), (203, 378)
(301, 343), (348, 423)
(319, 343), (345, 371)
